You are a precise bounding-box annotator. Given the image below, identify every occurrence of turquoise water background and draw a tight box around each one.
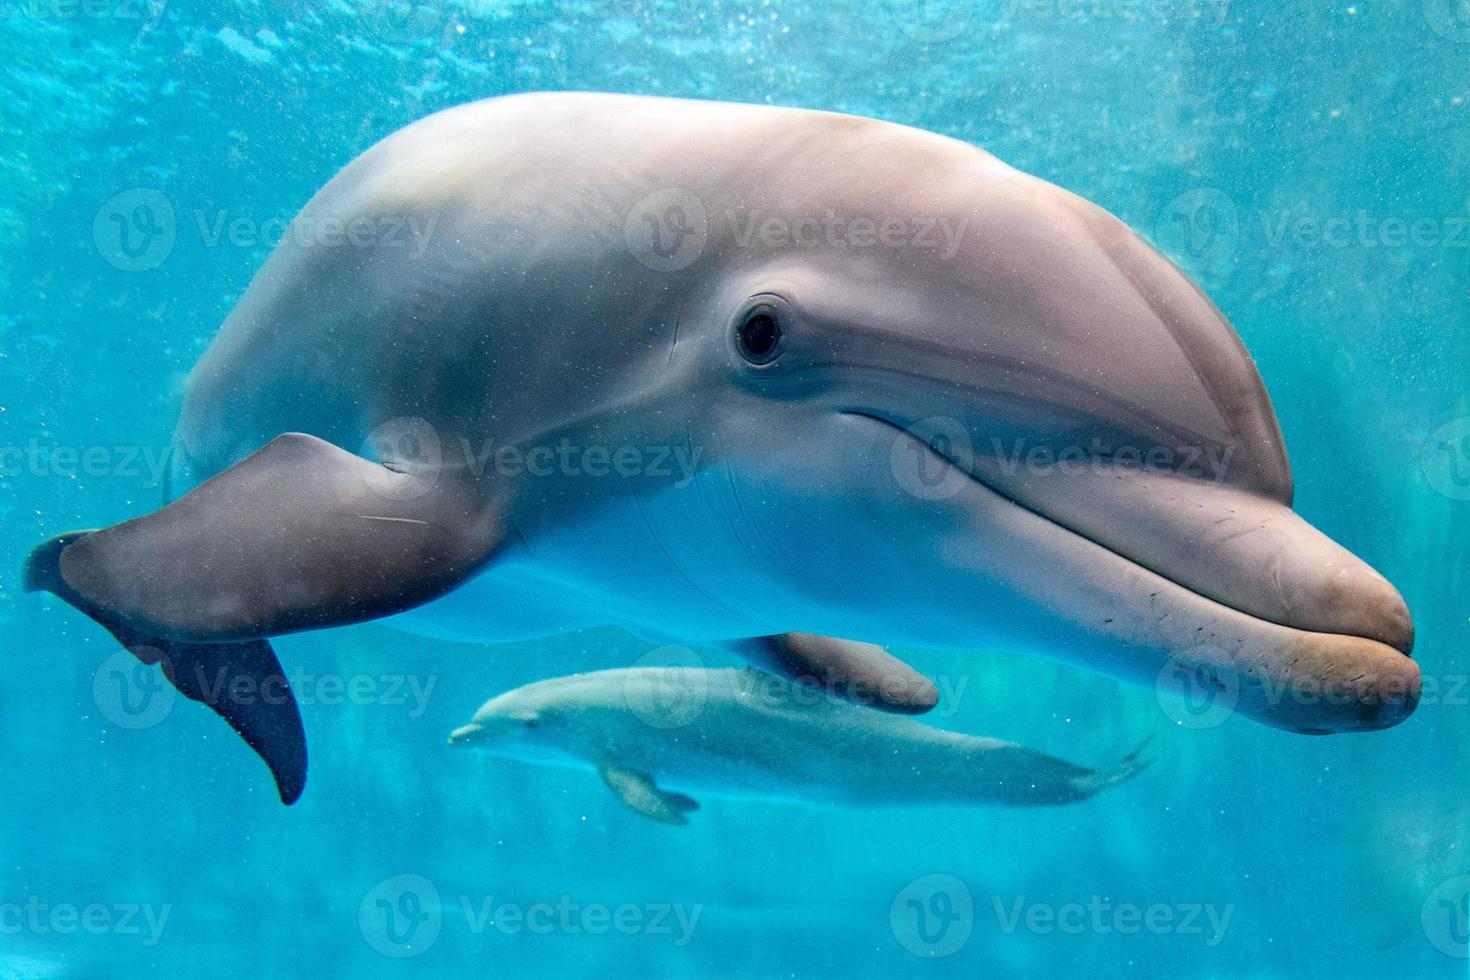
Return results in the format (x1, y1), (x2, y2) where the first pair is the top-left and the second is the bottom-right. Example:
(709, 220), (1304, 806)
(2, 1), (1468, 977)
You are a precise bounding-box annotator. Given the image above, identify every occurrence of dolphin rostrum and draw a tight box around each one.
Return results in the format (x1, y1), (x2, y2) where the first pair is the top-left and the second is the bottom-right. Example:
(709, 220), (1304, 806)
(25, 93), (1418, 804)
(449, 667), (1153, 824)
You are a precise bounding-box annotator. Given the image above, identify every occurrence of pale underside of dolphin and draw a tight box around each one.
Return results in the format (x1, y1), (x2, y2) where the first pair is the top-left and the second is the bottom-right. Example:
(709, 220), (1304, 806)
(24, 92), (1419, 806)
(449, 668), (1152, 824)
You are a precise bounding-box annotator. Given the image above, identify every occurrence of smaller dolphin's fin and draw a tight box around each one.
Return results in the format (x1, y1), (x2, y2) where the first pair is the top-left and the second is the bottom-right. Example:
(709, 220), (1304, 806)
(1068, 735), (1156, 799)
(598, 765), (699, 825)
(726, 633), (939, 715)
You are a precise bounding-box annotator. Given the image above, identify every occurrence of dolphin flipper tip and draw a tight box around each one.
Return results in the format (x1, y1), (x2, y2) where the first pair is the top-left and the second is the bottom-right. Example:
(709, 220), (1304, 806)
(23, 530), (96, 594)
(25, 529), (310, 806)
(733, 633), (940, 715)
(1068, 736), (1157, 799)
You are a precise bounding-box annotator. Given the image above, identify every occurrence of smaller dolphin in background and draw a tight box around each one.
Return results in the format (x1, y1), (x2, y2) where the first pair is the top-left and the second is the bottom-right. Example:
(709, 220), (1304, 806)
(449, 668), (1150, 825)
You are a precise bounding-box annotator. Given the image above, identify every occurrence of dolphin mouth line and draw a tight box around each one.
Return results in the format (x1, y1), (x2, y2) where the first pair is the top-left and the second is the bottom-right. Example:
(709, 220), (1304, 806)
(840, 410), (1413, 659)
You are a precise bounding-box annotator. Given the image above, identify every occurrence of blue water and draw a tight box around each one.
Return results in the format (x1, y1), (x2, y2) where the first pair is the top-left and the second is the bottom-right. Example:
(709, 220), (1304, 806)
(2, 2), (1468, 977)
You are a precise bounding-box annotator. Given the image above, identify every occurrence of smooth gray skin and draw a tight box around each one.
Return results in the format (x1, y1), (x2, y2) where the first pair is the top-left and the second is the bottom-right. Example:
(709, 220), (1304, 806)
(449, 668), (1150, 822)
(27, 93), (1421, 801)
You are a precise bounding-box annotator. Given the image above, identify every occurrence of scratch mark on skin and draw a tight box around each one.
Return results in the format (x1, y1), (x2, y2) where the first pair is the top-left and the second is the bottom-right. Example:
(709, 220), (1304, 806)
(356, 515), (431, 526)
(667, 314), (681, 366)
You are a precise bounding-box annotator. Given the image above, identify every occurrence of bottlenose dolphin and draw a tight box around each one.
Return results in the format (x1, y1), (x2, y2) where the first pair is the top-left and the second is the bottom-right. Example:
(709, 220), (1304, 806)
(24, 93), (1418, 805)
(449, 668), (1151, 823)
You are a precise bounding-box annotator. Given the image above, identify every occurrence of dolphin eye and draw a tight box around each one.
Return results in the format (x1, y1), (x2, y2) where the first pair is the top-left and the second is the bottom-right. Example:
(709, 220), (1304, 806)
(736, 310), (782, 365)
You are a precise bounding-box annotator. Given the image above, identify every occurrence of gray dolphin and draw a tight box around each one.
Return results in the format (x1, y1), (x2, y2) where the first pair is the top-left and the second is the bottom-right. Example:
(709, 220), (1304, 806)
(24, 93), (1418, 805)
(449, 667), (1151, 823)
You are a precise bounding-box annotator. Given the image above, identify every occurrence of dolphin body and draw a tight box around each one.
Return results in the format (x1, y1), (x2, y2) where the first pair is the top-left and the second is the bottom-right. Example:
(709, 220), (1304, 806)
(24, 93), (1419, 805)
(449, 668), (1151, 823)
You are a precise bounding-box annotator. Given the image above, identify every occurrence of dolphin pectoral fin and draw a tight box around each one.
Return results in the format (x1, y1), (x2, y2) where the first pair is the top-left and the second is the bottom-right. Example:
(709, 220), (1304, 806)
(26, 534), (307, 804)
(24, 432), (505, 804)
(598, 765), (699, 825)
(33, 433), (504, 641)
(728, 633), (939, 715)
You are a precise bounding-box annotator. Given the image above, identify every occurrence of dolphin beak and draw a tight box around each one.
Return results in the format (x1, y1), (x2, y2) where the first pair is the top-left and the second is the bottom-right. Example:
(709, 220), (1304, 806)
(978, 458), (1420, 732)
(447, 723), (485, 747)
(852, 412), (1419, 733)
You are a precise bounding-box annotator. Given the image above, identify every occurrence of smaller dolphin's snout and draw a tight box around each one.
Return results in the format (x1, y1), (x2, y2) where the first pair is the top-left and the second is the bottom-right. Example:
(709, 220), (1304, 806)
(448, 723), (485, 747)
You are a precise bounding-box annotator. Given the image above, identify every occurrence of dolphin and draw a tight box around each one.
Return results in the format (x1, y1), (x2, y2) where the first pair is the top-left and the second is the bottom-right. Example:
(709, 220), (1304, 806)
(24, 93), (1419, 805)
(448, 667), (1152, 823)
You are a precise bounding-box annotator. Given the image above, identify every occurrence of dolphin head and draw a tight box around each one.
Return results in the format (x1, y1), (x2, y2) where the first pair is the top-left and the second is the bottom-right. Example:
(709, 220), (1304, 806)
(448, 682), (568, 760)
(447, 674), (628, 766)
(667, 133), (1418, 734)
